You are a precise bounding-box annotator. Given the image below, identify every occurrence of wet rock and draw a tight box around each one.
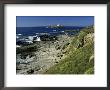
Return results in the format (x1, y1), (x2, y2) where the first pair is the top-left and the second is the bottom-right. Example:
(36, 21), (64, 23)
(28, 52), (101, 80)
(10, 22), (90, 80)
(27, 69), (34, 74)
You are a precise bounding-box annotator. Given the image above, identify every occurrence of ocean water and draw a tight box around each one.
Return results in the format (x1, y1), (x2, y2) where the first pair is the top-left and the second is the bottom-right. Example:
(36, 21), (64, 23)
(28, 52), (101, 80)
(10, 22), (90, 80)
(16, 26), (84, 36)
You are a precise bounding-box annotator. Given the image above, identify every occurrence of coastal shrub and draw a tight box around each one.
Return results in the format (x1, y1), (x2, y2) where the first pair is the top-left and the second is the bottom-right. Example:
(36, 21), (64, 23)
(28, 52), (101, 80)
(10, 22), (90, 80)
(40, 35), (58, 41)
(45, 42), (94, 74)
(44, 26), (94, 74)
(16, 44), (39, 54)
(81, 26), (94, 34)
(62, 42), (70, 50)
(64, 30), (80, 33)
(85, 67), (94, 74)
(70, 27), (94, 49)
(16, 44), (39, 59)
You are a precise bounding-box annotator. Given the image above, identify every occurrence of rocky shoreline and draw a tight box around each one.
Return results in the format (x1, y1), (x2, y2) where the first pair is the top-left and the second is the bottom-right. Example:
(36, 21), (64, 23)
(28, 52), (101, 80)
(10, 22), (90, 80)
(16, 26), (94, 74)
(16, 34), (71, 74)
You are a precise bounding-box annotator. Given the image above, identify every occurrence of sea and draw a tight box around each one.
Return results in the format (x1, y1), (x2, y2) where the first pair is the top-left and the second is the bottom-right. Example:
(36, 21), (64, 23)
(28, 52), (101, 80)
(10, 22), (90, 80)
(16, 26), (84, 36)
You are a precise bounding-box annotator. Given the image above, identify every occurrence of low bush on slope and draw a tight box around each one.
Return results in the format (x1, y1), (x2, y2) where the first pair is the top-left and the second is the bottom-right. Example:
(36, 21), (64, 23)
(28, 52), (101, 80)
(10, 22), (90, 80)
(45, 26), (94, 74)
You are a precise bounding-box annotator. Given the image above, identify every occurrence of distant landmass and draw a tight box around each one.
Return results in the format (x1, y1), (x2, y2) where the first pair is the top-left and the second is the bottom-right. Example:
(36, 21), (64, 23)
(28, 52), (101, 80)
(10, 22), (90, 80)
(16, 26), (84, 36)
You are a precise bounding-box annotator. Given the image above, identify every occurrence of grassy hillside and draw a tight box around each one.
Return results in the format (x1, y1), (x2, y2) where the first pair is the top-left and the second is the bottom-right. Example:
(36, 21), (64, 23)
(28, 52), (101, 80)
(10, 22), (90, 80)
(45, 26), (94, 74)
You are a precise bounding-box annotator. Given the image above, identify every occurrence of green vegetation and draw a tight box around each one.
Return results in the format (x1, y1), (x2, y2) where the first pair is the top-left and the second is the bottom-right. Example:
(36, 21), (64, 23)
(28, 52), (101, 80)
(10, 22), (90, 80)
(62, 42), (70, 50)
(45, 26), (94, 74)
(64, 29), (80, 33)
(85, 67), (94, 74)
(16, 44), (40, 54)
(40, 35), (58, 41)
(16, 44), (40, 59)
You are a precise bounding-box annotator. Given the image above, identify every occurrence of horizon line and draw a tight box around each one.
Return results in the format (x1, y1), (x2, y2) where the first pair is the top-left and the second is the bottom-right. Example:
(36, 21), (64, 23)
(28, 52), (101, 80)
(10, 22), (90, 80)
(16, 25), (94, 28)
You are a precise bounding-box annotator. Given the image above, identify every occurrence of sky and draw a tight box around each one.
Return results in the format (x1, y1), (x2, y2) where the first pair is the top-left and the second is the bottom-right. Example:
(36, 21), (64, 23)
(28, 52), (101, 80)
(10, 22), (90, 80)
(16, 16), (94, 27)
